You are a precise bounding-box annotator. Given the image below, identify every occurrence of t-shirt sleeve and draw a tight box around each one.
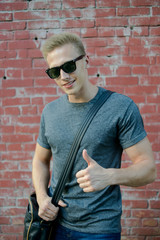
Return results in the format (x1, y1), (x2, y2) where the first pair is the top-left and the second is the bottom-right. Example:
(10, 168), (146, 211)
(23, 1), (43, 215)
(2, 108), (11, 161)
(118, 100), (147, 149)
(37, 111), (51, 149)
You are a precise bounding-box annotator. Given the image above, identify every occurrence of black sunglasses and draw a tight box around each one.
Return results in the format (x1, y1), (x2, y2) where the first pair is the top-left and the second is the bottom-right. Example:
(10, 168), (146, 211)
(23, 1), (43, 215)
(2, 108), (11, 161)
(45, 55), (85, 79)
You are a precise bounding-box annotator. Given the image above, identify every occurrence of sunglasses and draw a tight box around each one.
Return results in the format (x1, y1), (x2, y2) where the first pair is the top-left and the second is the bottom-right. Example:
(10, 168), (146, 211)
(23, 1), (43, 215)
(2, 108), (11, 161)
(45, 55), (85, 79)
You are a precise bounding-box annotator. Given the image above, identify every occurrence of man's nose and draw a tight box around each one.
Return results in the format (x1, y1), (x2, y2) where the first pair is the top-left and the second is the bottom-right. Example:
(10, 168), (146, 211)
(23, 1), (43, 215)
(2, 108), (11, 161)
(60, 69), (70, 80)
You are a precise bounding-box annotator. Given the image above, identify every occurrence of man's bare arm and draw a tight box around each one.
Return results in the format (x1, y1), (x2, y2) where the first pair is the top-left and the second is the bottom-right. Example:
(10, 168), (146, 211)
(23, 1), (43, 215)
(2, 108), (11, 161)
(76, 137), (156, 192)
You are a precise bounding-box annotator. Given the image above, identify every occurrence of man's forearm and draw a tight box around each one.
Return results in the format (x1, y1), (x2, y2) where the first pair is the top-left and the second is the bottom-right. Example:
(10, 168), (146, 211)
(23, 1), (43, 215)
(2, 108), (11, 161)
(32, 158), (50, 203)
(112, 159), (156, 187)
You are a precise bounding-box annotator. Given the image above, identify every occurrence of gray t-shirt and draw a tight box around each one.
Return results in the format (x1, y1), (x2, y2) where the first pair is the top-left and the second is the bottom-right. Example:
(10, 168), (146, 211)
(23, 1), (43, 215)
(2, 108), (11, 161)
(37, 87), (147, 234)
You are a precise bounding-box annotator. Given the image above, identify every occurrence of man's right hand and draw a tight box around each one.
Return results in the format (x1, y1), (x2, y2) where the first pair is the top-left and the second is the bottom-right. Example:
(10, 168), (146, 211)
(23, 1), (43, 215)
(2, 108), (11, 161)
(38, 195), (67, 221)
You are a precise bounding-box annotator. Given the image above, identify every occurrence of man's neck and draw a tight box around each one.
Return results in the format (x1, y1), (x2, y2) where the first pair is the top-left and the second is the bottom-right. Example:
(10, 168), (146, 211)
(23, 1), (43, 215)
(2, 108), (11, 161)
(68, 85), (98, 103)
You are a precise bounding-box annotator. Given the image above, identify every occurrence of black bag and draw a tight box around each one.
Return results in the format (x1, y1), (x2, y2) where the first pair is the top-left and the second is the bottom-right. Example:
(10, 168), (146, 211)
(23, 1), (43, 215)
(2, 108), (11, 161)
(23, 192), (57, 240)
(23, 90), (113, 240)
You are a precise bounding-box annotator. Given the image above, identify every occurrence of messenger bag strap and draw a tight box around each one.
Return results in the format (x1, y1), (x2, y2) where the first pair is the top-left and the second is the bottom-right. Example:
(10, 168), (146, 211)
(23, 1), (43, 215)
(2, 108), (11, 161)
(51, 90), (113, 206)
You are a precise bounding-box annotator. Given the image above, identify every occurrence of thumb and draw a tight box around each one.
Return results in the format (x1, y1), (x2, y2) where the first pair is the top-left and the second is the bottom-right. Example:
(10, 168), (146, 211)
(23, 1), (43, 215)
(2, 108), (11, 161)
(58, 199), (67, 208)
(82, 149), (94, 166)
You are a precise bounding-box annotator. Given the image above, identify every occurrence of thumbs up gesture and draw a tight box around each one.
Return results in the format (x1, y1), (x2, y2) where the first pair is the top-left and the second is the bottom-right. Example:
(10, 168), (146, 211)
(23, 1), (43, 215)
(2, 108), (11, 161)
(76, 149), (112, 192)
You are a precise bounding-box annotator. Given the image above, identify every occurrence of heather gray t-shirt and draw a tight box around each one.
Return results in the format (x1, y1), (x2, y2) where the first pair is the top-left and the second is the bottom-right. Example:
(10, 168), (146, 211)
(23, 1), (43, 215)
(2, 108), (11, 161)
(37, 87), (147, 234)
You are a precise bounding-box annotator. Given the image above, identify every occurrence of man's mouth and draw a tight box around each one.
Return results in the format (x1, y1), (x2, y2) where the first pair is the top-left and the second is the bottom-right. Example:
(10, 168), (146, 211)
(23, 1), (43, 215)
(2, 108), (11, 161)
(63, 80), (75, 88)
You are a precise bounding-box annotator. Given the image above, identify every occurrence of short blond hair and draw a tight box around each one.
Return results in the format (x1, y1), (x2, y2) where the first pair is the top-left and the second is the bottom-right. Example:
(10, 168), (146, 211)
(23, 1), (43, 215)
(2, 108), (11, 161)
(41, 32), (86, 61)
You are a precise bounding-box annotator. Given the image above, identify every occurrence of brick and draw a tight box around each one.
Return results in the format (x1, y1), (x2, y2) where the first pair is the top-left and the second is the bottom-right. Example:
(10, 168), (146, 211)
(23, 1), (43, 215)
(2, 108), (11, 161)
(117, 7), (150, 16)
(147, 95), (160, 104)
(33, 59), (47, 68)
(152, 7), (160, 15)
(140, 105), (157, 114)
(17, 198), (29, 207)
(98, 27), (115, 37)
(28, 49), (42, 58)
(0, 162), (18, 171)
(131, 0), (160, 6)
(14, 11), (48, 20)
(12, 216), (24, 225)
(0, 2), (27, 11)
(0, 216), (10, 225)
(2, 98), (30, 106)
(130, 16), (160, 26)
(23, 143), (36, 151)
(25, 87), (57, 96)
(0, 144), (6, 151)
(6, 70), (21, 78)
(97, 0), (130, 7)
(132, 66), (148, 75)
(28, 20), (60, 30)
(132, 209), (160, 218)
(96, 18), (128, 27)
(29, 1), (61, 10)
(122, 56), (155, 65)
(116, 66), (131, 76)
(23, 69), (46, 78)
(0, 180), (16, 188)
(0, 32), (13, 40)
(132, 27), (149, 36)
(8, 40), (36, 50)
(106, 77), (138, 85)
(149, 66), (160, 75)
(1, 126), (14, 134)
(60, 9), (82, 18)
(149, 200), (160, 209)
(62, 19), (94, 28)
(96, 46), (128, 56)
(81, 28), (98, 38)
(0, 22), (26, 30)
(7, 144), (22, 151)
(129, 46), (150, 56)
(63, 0), (95, 8)
(17, 116), (41, 124)
(142, 219), (158, 227)
(1, 225), (24, 234)
(0, 171), (32, 181)
(0, 89), (16, 98)
(16, 180), (32, 188)
(14, 31), (30, 40)
(4, 107), (20, 115)
(0, 13), (12, 21)
(22, 106), (37, 115)
(2, 79), (33, 88)
(95, 8), (116, 17)
(124, 218), (142, 227)
(15, 125), (39, 134)
(31, 97), (43, 105)
(0, 59), (32, 68)
(122, 200), (148, 209)
(115, 27), (131, 37)
(150, 27), (160, 36)
(131, 227), (160, 236)
(0, 50), (17, 59)
(139, 76), (160, 85)
(2, 135), (33, 143)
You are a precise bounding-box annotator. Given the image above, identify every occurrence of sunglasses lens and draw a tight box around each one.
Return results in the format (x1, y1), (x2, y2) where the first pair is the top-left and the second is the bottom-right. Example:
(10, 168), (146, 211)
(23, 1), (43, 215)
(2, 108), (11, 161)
(48, 68), (60, 79)
(63, 61), (76, 74)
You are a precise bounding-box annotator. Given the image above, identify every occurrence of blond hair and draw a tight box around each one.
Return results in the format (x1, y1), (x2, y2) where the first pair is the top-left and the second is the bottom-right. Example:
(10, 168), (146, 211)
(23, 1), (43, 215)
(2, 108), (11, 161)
(41, 32), (86, 61)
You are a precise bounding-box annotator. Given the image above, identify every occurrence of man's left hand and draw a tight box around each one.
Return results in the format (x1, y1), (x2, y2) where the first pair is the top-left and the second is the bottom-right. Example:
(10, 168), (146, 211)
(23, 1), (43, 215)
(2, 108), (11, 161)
(76, 149), (113, 192)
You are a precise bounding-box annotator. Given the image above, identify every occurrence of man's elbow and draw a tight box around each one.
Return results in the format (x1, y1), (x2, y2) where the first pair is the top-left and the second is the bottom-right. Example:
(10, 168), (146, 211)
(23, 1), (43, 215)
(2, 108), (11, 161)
(147, 163), (157, 184)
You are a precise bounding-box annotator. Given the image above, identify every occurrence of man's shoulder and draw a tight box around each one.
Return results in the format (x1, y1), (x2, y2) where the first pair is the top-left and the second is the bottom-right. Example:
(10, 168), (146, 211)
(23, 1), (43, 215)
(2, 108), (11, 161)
(43, 94), (66, 113)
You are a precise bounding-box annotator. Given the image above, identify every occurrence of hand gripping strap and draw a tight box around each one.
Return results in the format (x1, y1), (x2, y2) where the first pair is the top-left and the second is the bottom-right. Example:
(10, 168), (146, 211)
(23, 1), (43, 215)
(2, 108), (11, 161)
(51, 90), (113, 206)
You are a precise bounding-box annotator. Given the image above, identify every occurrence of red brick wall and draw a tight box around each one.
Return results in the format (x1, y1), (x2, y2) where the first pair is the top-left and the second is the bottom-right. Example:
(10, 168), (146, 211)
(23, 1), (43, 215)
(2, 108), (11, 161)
(0, 0), (160, 239)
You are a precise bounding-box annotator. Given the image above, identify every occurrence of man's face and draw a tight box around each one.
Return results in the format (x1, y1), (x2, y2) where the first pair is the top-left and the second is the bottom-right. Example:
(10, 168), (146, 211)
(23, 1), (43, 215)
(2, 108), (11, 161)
(46, 44), (87, 99)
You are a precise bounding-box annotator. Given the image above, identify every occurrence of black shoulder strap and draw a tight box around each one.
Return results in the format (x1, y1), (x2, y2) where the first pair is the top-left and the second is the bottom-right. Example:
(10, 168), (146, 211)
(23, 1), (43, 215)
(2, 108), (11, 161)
(51, 90), (113, 206)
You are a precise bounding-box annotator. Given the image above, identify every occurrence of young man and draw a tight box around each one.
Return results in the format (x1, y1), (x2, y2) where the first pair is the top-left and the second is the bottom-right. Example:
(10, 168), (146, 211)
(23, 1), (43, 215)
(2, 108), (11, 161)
(32, 32), (156, 239)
